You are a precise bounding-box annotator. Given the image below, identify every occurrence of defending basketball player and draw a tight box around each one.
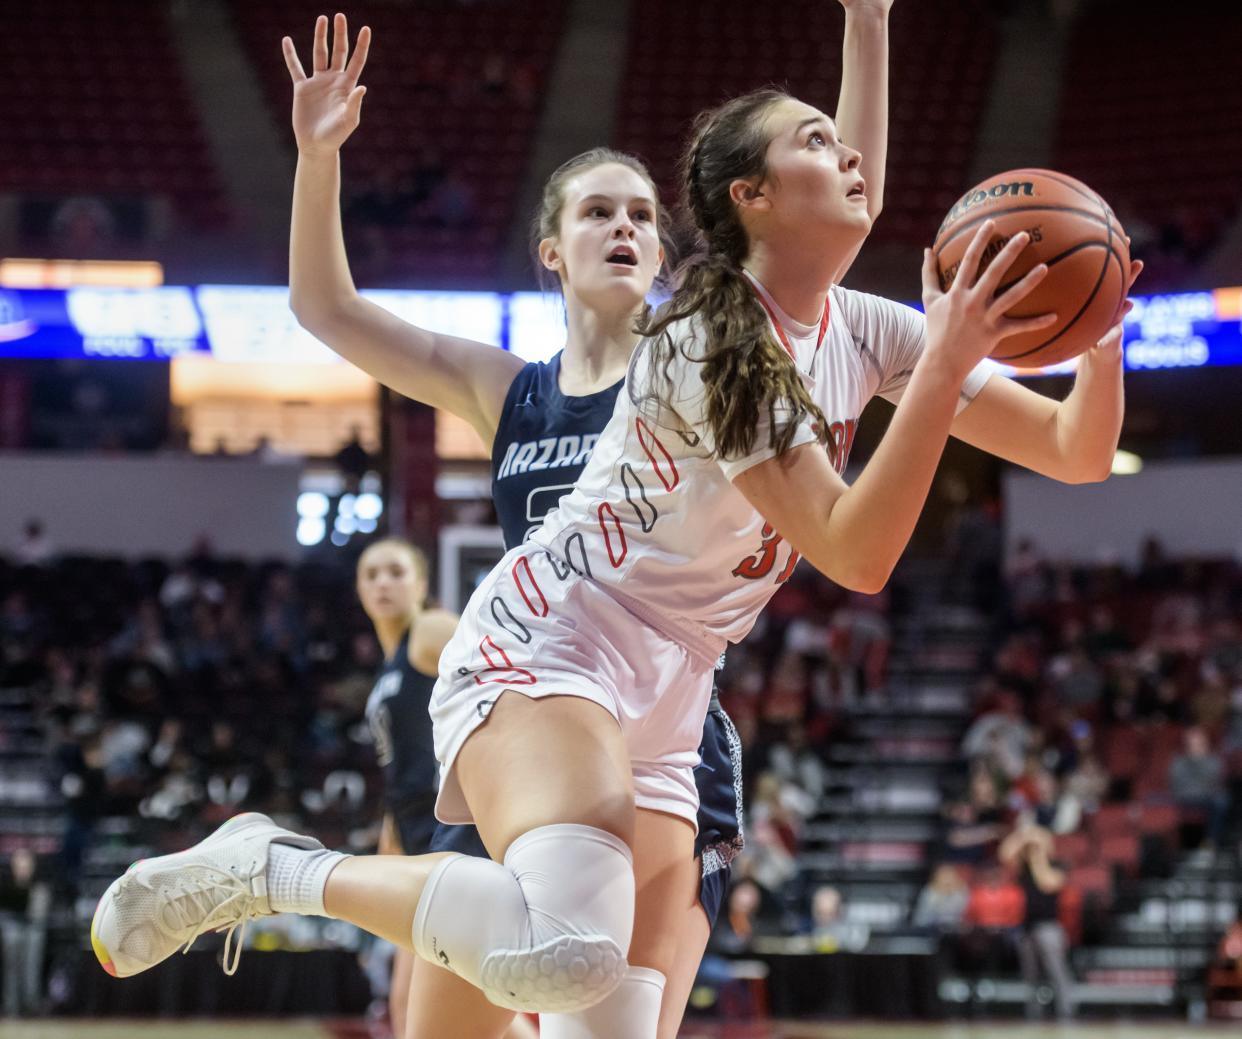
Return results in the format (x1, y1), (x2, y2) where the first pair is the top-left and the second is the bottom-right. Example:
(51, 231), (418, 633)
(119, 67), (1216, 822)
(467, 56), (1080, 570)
(91, 21), (1144, 1039)
(353, 540), (501, 1036)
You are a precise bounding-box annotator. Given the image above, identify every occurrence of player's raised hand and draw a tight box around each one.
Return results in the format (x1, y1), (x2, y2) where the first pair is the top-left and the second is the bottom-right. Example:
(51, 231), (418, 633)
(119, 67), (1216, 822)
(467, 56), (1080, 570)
(835, 0), (897, 13)
(282, 13), (371, 157)
(920, 220), (1057, 379)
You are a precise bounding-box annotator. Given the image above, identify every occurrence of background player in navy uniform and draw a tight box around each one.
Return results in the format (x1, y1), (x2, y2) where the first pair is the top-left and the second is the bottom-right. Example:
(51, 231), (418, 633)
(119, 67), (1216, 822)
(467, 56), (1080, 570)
(354, 540), (491, 1037)
(279, 7), (893, 1037)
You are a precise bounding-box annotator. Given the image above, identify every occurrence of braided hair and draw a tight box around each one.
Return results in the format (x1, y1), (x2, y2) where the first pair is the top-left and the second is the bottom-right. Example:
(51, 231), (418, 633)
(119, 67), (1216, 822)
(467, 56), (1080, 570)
(638, 90), (834, 464)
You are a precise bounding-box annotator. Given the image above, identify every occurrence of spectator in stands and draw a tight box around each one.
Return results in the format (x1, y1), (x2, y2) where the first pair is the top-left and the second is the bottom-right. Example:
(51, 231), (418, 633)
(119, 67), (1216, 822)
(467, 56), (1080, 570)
(1000, 823), (1076, 1020)
(912, 863), (970, 932)
(1062, 746), (1109, 815)
(709, 877), (783, 956)
(942, 766), (1007, 866)
(742, 772), (807, 894)
(766, 721), (826, 803)
(15, 519), (54, 567)
(1169, 726), (1230, 847)
(335, 425), (370, 493)
(1190, 672), (1231, 733)
(1083, 604), (1132, 659)
(49, 196), (116, 257)
(804, 885), (869, 953)
(1004, 537), (1051, 622)
(0, 849), (50, 1016)
(760, 650), (811, 731)
(960, 864), (1024, 977)
(962, 689), (1033, 780)
(1216, 920), (1242, 973)
(1047, 642), (1104, 713)
(1014, 763), (1081, 835)
(828, 588), (891, 701)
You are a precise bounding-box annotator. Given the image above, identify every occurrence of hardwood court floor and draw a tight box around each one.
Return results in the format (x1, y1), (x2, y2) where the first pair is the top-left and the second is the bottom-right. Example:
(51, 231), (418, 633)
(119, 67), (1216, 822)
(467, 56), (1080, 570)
(2, 1021), (1239, 1039)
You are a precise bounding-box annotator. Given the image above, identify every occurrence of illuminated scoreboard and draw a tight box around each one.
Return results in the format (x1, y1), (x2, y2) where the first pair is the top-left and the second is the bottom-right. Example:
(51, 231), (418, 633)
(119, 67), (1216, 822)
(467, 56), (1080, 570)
(984, 286), (1242, 377)
(0, 283), (1240, 375)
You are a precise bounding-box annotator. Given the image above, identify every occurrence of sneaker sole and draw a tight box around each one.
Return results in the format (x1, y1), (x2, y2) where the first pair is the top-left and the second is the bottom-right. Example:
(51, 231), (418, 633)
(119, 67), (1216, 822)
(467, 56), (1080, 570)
(91, 812), (317, 978)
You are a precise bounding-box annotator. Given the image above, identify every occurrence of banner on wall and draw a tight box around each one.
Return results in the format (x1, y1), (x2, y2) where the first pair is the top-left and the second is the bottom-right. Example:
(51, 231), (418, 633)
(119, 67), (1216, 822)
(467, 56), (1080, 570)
(0, 284), (1239, 375)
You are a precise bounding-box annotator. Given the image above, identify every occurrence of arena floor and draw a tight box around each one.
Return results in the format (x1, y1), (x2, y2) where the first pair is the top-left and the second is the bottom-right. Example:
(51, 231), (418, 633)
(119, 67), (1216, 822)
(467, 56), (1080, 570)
(1, 1022), (1238, 1039)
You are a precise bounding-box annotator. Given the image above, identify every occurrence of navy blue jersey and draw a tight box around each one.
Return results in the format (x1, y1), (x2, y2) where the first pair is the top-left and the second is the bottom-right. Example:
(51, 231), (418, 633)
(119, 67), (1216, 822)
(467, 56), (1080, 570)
(491, 353), (623, 549)
(365, 630), (438, 819)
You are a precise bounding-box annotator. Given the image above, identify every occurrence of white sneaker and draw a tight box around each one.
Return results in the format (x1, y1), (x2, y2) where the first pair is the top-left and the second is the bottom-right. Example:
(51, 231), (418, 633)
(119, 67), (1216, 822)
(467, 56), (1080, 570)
(91, 812), (324, 978)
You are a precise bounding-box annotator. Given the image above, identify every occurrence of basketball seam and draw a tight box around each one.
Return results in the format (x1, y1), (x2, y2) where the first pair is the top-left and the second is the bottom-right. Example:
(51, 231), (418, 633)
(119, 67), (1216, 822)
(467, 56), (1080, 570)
(933, 204), (1113, 254)
(994, 245), (1125, 362)
(997, 182), (1121, 363)
(994, 239), (1115, 297)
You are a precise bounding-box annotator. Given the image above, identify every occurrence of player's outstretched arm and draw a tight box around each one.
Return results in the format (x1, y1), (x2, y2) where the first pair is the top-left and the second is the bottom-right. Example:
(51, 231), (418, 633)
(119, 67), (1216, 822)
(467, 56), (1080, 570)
(284, 13), (523, 443)
(949, 257), (1143, 483)
(830, 0), (893, 283)
(735, 225), (1053, 593)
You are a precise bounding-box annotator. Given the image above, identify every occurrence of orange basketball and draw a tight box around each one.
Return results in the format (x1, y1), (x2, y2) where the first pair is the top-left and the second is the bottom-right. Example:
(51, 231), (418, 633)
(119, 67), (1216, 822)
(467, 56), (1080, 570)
(932, 168), (1129, 368)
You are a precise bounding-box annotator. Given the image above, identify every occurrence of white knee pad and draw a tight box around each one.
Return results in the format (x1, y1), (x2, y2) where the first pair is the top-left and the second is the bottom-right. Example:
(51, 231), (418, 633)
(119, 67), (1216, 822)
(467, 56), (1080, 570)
(539, 966), (667, 1038)
(412, 823), (634, 1014)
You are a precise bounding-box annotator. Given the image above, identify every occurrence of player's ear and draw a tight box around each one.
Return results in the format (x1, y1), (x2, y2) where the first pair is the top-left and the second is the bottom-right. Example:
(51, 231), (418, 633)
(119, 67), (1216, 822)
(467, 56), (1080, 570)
(538, 236), (563, 273)
(730, 177), (768, 212)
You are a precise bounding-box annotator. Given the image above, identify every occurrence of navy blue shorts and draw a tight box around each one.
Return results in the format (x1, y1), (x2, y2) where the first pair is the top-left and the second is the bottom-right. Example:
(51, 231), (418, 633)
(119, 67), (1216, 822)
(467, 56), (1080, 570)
(393, 806), (443, 856)
(426, 702), (744, 927)
(693, 703), (745, 926)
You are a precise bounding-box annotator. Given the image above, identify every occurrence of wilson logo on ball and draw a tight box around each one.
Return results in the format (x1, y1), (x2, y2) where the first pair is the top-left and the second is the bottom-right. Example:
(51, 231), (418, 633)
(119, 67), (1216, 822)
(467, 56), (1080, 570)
(937, 180), (1036, 235)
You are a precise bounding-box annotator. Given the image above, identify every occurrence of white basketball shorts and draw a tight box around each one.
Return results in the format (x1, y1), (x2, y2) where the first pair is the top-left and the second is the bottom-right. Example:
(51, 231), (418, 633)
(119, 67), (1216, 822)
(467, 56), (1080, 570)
(431, 545), (716, 830)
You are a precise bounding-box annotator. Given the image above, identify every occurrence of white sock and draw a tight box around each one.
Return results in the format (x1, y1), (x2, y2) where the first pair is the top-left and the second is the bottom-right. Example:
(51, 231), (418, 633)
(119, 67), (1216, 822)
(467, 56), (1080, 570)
(266, 843), (348, 915)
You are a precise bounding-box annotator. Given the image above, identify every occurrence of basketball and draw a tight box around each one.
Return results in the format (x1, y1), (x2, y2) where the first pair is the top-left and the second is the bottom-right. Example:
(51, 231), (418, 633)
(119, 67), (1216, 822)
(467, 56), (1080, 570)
(932, 168), (1130, 367)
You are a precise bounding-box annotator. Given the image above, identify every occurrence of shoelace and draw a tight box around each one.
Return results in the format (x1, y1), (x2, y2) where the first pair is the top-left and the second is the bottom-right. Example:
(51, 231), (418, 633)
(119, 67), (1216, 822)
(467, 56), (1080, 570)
(157, 871), (264, 976)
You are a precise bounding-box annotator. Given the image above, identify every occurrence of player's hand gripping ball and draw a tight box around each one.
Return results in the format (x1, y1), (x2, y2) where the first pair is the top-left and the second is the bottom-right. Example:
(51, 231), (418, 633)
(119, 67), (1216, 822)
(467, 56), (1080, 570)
(933, 169), (1130, 367)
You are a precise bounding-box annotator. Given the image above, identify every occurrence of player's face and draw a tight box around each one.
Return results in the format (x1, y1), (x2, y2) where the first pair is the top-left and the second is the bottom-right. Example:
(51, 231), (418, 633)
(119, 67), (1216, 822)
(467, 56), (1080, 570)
(751, 99), (871, 243)
(356, 545), (425, 623)
(545, 163), (664, 312)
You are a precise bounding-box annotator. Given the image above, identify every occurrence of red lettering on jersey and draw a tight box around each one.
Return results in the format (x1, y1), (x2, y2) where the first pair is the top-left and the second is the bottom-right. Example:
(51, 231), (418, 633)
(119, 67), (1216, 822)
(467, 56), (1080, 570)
(474, 635), (537, 686)
(776, 545), (801, 583)
(733, 523), (778, 579)
(636, 418), (680, 491)
(511, 555), (549, 617)
(597, 502), (628, 568)
(733, 523), (799, 583)
(826, 418), (858, 474)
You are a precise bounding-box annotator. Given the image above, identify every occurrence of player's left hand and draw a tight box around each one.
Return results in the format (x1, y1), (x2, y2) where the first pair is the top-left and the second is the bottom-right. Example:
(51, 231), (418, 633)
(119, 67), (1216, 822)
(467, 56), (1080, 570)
(1085, 256), (1143, 363)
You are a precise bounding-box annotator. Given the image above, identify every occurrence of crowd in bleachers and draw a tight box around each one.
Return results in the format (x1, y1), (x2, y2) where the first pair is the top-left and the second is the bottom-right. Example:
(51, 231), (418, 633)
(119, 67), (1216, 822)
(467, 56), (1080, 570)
(695, 535), (1242, 1016)
(2, 1), (1239, 291)
(0, 550), (387, 907)
(0, 527), (1240, 1014)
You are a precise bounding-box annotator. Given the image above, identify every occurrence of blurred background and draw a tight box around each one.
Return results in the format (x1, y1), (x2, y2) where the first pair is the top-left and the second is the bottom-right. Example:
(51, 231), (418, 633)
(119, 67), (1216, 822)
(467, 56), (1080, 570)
(1, 0), (1241, 1035)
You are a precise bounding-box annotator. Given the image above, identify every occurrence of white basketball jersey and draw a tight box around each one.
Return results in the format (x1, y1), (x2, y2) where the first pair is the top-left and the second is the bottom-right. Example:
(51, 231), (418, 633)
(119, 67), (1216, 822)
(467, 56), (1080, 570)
(530, 275), (993, 663)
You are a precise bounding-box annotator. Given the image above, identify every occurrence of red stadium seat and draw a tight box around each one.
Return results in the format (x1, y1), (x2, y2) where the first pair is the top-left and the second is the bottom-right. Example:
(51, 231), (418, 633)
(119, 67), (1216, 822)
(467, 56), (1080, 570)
(1139, 803), (1182, 837)
(1053, 831), (1094, 867)
(614, 0), (999, 248)
(1055, 3), (1242, 280)
(1067, 864), (1113, 904)
(228, 0), (566, 287)
(1091, 802), (1137, 839)
(1098, 833), (1141, 876)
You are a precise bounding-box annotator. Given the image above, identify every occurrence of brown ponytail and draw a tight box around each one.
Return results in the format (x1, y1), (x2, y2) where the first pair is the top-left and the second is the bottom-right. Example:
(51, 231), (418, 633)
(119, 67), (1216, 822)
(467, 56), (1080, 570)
(638, 90), (835, 466)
